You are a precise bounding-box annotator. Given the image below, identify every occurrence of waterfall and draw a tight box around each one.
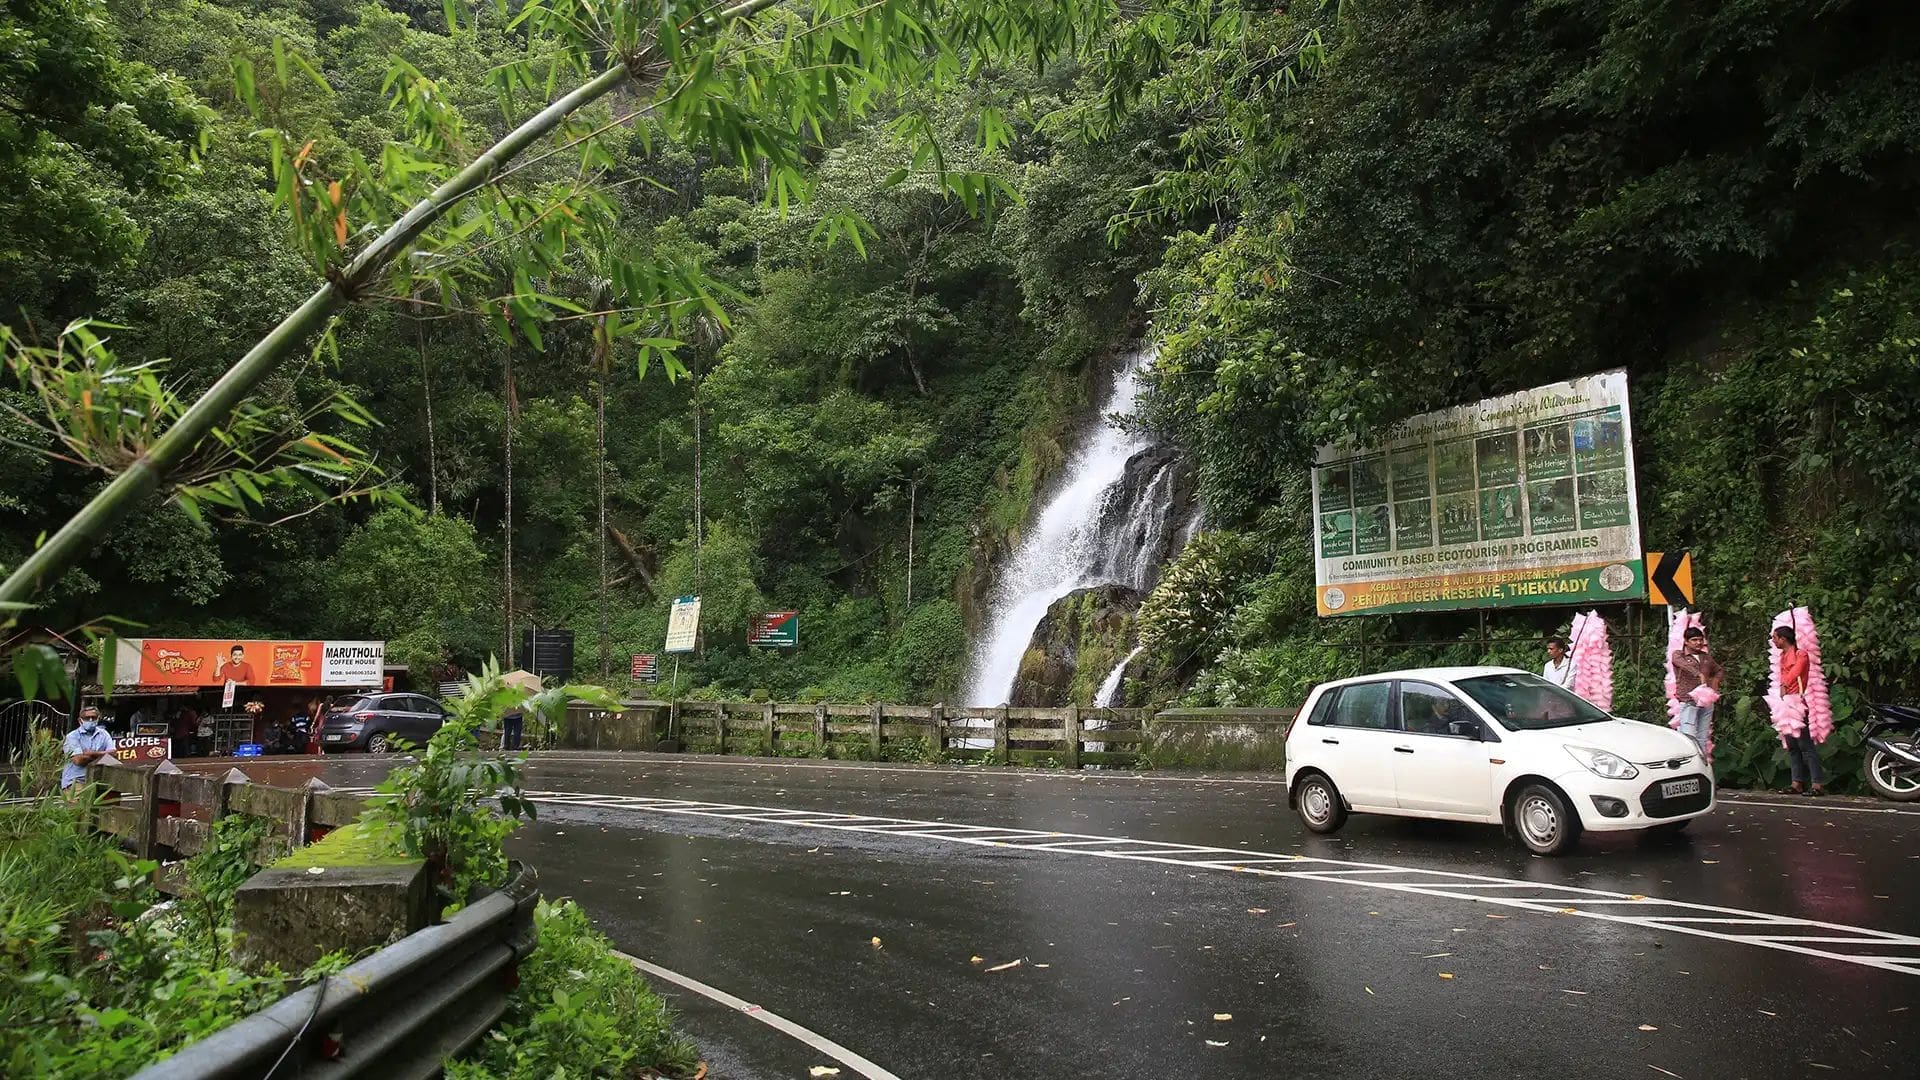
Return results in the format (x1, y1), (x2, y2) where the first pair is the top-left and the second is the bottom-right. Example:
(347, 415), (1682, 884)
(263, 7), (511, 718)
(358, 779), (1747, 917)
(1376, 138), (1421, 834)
(961, 346), (1159, 706)
(1093, 645), (1144, 708)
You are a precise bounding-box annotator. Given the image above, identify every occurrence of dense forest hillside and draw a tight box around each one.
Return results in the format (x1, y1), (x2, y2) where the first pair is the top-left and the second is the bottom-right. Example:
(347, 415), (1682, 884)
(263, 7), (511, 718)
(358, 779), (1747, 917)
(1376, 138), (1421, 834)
(4, 0), (1917, 726)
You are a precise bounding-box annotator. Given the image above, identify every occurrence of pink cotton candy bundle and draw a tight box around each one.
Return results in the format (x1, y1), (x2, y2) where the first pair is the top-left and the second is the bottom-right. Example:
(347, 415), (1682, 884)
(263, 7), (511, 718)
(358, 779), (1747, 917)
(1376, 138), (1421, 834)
(1568, 610), (1613, 711)
(1664, 609), (1704, 729)
(1688, 684), (1719, 707)
(1769, 606), (1835, 745)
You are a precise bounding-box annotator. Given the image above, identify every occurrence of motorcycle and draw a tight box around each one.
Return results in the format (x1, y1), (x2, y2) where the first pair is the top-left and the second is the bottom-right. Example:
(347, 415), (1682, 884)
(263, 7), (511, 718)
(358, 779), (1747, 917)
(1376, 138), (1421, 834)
(1862, 703), (1920, 802)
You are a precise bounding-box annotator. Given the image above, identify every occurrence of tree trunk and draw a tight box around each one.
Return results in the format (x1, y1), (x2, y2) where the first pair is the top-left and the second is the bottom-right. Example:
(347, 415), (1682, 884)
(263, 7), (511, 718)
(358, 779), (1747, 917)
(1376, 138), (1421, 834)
(412, 302), (440, 515)
(503, 346), (516, 665)
(595, 313), (611, 680)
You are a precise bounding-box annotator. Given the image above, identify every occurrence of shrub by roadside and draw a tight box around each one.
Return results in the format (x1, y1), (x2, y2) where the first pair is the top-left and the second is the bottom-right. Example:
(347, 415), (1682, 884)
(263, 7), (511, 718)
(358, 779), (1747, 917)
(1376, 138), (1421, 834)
(450, 900), (700, 1079)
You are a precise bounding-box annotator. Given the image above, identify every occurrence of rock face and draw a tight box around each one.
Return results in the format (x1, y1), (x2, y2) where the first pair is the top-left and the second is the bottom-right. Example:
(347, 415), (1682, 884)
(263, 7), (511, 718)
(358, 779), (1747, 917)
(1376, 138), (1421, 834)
(1089, 445), (1198, 594)
(1012, 584), (1142, 706)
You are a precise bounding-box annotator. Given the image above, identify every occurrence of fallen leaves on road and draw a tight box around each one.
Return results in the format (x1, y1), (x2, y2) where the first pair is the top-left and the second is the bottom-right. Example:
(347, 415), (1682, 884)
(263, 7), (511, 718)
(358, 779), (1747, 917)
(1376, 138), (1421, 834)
(1648, 1066), (1682, 1079)
(1277, 922), (1297, 929)
(1247, 908), (1269, 915)
(1364, 987), (1374, 997)
(1701, 860), (1719, 865)
(1034, 963), (1051, 969)
(1205, 1040), (1229, 1048)
(1758, 1010), (1777, 1017)
(1213, 1013), (1232, 1021)
(809, 1068), (841, 1077)
(1438, 973), (1455, 980)
(1638, 1025), (1658, 1032)
(870, 937), (883, 949)
(984, 958), (1023, 972)
(1561, 990), (1589, 996)
(1423, 953), (1451, 959)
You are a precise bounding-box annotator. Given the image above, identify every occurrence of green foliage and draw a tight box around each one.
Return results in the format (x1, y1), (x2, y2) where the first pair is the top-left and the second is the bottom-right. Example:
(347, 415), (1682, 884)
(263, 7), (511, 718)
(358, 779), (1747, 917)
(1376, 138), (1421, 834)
(0, 0), (207, 308)
(449, 899), (699, 1080)
(1, 318), (401, 526)
(184, 813), (271, 928)
(370, 659), (616, 907)
(0, 764), (286, 1078)
(326, 508), (497, 676)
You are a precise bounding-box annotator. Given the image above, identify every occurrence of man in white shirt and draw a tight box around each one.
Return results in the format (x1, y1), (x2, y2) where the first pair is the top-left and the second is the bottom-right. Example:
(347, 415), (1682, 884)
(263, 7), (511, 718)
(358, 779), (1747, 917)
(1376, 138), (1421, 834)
(1542, 637), (1573, 688)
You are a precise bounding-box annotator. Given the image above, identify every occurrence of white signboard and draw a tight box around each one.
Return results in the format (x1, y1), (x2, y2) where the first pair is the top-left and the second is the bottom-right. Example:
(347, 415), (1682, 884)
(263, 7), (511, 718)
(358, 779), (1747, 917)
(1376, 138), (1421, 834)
(1311, 369), (1645, 617)
(664, 596), (702, 653)
(321, 641), (385, 686)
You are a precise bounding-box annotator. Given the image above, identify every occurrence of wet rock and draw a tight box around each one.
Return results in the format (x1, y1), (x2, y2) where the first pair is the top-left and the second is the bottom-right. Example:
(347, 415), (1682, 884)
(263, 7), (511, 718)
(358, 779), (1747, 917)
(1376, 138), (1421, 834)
(1012, 584), (1142, 706)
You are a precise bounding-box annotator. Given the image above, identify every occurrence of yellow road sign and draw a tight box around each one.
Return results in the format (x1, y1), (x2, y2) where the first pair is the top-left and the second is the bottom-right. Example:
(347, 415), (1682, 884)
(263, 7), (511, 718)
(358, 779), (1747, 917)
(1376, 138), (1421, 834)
(1646, 551), (1694, 606)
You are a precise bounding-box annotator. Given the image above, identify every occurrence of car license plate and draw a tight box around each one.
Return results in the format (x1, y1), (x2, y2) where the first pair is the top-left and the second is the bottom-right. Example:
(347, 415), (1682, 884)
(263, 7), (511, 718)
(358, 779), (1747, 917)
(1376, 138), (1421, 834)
(1661, 778), (1701, 798)
(325, 733), (344, 742)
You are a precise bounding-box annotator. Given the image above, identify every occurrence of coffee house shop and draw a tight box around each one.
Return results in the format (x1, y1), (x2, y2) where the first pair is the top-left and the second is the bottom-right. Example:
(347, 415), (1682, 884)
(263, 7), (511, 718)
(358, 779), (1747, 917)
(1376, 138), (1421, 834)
(96, 638), (390, 757)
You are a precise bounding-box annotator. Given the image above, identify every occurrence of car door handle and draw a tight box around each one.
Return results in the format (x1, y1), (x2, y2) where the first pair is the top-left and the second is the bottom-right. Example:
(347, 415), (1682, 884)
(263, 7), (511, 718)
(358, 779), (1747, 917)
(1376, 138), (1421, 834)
(1321, 738), (1340, 745)
(1394, 746), (1415, 754)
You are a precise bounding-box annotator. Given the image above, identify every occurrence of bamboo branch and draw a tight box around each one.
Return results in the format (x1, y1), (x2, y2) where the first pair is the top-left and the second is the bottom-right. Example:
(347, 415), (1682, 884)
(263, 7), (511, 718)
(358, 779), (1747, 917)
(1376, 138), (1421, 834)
(0, 0), (792, 610)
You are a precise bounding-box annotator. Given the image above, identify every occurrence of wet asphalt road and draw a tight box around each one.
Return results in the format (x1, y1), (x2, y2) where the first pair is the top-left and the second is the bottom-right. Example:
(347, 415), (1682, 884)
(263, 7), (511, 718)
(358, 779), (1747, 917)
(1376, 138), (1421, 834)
(216, 753), (1920, 1079)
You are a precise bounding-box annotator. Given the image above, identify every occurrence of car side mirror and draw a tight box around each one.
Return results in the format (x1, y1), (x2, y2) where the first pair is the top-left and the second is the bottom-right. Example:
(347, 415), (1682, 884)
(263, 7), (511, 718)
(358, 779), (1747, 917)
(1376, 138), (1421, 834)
(1448, 719), (1480, 740)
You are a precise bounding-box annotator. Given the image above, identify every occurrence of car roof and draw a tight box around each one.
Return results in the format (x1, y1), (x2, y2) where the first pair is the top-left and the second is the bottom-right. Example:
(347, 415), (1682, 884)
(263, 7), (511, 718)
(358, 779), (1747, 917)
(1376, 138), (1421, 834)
(1315, 666), (1525, 690)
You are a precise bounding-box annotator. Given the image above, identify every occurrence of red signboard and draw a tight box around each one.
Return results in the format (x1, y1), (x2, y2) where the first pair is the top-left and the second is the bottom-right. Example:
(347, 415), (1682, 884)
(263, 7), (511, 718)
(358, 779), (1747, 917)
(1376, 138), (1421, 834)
(113, 735), (171, 764)
(113, 639), (385, 688)
(630, 653), (660, 681)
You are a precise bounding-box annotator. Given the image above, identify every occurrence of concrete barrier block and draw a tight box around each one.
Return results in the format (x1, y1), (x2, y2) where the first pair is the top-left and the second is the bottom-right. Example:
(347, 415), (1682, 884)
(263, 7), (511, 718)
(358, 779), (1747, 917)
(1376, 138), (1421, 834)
(234, 860), (431, 974)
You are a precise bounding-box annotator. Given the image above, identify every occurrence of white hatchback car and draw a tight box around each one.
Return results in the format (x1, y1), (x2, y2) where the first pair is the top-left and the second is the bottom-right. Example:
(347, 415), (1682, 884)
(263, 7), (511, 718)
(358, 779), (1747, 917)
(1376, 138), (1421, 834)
(1284, 666), (1713, 855)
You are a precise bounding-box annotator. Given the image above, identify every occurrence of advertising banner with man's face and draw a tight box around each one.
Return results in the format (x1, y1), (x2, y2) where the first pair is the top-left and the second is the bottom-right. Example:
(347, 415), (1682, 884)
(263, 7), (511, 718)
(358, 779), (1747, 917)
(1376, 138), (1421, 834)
(112, 639), (385, 687)
(1311, 370), (1646, 617)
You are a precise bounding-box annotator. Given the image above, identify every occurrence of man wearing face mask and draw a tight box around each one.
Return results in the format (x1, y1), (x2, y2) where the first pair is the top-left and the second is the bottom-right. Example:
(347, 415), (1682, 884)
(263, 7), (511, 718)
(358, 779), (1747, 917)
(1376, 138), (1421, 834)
(63, 706), (116, 792)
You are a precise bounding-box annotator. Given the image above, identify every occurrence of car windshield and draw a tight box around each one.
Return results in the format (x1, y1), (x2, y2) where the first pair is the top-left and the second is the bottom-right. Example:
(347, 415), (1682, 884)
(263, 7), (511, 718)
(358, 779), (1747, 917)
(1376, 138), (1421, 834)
(1454, 673), (1613, 731)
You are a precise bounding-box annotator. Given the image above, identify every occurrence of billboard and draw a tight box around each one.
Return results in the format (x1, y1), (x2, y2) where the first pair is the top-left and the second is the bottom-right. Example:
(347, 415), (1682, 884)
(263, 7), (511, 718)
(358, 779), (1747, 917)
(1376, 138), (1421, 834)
(664, 596), (701, 653)
(112, 639), (386, 688)
(747, 611), (799, 648)
(1311, 370), (1645, 616)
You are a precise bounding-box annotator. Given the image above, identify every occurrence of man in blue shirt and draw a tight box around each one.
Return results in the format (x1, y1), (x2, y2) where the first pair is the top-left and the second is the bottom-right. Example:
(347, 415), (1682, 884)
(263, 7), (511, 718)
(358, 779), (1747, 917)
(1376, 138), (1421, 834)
(62, 706), (115, 791)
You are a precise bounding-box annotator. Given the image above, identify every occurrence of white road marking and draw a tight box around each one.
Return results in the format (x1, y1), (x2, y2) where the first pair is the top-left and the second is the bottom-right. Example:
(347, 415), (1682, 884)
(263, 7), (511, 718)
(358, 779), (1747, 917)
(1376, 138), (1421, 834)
(1717, 794), (1920, 817)
(616, 951), (904, 1080)
(528, 789), (1920, 977)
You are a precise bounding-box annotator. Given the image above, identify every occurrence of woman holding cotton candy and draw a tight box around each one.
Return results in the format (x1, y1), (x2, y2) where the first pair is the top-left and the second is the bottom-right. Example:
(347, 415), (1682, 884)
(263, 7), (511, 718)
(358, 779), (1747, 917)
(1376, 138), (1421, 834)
(1772, 623), (1827, 796)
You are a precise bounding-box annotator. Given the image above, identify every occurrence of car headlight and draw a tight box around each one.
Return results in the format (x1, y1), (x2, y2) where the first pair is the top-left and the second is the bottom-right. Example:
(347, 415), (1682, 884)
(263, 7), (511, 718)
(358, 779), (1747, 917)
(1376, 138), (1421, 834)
(1565, 745), (1639, 780)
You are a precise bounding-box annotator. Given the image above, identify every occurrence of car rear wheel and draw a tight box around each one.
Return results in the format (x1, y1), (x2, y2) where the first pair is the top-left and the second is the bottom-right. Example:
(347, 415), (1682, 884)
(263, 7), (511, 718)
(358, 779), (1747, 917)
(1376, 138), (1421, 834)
(1512, 783), (1578, 856)
(367, 732), (394, 755)
(1295, 774), (1348, 834)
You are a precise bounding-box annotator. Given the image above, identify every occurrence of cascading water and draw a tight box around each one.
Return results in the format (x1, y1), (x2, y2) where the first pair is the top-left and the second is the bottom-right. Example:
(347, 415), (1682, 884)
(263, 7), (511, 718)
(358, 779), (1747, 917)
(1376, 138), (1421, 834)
(961, 346), (1163, 706)
(1094, 645), (1144, 709)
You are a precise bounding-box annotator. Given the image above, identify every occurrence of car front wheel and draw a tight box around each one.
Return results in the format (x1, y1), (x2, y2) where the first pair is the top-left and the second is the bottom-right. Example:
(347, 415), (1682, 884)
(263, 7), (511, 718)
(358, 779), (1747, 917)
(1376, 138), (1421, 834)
(1295, 773), (1348, 834)
(1512, 783), (1578, 856)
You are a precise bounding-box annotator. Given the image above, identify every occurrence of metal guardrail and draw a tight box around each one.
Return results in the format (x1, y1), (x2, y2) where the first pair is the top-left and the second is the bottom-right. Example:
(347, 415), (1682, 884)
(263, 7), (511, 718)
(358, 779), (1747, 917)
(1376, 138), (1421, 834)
(132, 864), (539, 1080)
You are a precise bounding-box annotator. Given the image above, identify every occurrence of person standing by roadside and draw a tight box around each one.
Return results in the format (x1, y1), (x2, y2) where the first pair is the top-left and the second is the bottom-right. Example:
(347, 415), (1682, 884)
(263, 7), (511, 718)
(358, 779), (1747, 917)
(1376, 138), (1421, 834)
(1773, 625), (1826, 796)
(501, 704), (524, 751)
(1542, 637), (1573, 689)
(62, 706), (115, 793)
(1670, 627), (1723, 757)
